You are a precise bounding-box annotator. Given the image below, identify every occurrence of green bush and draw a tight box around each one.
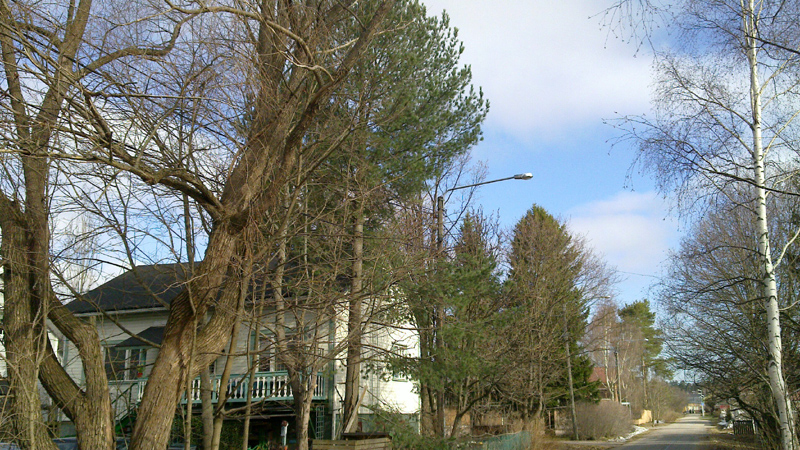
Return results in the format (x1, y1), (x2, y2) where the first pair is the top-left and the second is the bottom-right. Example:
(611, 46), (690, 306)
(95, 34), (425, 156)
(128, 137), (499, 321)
(370, 408), (455, 450)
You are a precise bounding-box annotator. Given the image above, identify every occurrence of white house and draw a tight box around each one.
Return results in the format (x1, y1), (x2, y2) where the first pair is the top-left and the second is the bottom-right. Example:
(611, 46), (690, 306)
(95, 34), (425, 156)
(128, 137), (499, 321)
(60, 263), (420, 446)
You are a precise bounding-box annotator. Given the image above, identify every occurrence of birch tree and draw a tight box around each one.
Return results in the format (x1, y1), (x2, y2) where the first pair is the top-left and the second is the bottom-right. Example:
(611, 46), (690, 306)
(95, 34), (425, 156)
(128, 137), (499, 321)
(659, 193), (800, 448)
(613, 1), (800, 448)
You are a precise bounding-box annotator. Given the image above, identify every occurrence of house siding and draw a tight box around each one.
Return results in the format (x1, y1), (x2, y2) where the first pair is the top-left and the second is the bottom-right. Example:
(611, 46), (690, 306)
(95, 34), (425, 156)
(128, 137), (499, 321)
(59, 298), (419, 440)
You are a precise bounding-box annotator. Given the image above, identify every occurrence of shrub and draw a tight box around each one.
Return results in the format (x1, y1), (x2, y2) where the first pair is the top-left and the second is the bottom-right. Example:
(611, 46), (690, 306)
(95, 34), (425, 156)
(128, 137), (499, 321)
(574, 401), (632, 440)
(369, 408), (454, 450)
(170, 415), (243, 450)
(660, 410), (682, 424)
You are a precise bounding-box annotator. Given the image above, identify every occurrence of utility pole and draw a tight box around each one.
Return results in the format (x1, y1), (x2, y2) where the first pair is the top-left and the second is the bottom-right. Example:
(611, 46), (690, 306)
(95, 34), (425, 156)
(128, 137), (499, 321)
(436, 194), (445, 437)
(614, 348), (622, 403)
(642, 355), (648, 420)
(563, 303), (578, 440)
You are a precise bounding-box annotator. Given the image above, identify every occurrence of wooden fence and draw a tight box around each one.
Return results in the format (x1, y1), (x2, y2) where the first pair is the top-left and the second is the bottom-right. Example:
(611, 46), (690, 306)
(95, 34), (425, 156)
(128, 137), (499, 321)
(311, 438), (391, 450)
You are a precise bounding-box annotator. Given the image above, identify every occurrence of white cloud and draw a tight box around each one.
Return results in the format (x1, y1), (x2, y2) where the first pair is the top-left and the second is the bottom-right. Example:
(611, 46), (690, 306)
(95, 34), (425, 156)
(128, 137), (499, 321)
(566, 191), (680, 298)
(422, 0), (652, 141)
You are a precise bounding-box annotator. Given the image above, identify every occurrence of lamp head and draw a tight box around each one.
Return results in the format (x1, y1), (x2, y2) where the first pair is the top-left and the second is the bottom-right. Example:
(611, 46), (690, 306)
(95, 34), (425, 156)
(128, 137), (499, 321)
(514, 173), (533, 180)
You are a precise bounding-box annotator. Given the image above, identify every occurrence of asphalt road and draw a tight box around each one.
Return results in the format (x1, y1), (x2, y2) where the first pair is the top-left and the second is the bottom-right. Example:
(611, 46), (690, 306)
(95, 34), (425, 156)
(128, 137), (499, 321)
(619, 416), (712, 450)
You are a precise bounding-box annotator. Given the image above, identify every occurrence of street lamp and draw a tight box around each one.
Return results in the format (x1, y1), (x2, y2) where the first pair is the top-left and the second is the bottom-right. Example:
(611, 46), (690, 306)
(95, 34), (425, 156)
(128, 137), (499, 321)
(433, 172), (532, 437)
(436, 173), (533, 253)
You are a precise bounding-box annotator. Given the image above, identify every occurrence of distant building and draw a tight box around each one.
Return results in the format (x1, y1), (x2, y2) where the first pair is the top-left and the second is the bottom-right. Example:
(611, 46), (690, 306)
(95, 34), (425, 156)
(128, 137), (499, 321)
(588, 367), (614, 400)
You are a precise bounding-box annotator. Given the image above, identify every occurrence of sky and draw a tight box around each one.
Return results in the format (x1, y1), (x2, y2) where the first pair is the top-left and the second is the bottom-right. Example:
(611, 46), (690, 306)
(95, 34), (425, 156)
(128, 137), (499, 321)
(421, 0), (683, 307)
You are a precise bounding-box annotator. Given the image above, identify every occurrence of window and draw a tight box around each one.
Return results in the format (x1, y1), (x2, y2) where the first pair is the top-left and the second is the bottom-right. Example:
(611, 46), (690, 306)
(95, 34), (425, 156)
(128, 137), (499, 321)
(105, 348), (125, 381)
(390, 343), (409, 381)
(257, 334), (273, 372)
(275, 334), (298, 372)
(105, 347), (145, 381)
(254, 332), (299, 372)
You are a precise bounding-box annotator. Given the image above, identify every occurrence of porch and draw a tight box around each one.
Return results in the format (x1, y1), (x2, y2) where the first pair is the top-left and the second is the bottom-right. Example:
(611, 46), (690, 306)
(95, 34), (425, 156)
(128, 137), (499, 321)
(111, 371), (327, 420)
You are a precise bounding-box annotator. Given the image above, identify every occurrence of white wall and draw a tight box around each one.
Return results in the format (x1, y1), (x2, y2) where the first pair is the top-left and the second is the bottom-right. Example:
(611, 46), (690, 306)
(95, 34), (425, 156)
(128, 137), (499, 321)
(62, 310), (169, 383)
(332, 319), (421, 418)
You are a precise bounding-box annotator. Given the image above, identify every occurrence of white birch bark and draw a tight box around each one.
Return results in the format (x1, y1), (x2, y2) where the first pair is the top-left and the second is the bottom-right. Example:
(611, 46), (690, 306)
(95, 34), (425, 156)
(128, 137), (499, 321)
(745, 3), (797, 449)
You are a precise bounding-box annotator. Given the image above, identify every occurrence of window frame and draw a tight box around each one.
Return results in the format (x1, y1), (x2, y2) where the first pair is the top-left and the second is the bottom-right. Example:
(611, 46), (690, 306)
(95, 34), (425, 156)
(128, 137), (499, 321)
(390, 342), (410, 382)
(105, 346), (146, 381)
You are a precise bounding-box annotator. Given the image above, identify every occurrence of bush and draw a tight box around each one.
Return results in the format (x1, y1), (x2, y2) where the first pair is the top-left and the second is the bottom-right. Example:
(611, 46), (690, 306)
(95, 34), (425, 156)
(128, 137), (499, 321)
(170, 415), (243, 450)
(369, 408), (454, 450)
(659, 410), (682, 424)
(574, 401), (632, 440)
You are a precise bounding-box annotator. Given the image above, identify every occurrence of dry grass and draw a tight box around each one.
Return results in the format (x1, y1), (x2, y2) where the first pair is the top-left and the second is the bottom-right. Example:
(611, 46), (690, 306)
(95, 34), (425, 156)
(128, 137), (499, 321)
(703, 428), (763, 450)
(574, 402), (633, 440)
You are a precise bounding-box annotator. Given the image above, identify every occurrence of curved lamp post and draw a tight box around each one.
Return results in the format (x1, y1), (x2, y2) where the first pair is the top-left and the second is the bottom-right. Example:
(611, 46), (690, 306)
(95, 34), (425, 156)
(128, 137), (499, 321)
(434, 172), (532, 437)
(436, 173), (533, 252)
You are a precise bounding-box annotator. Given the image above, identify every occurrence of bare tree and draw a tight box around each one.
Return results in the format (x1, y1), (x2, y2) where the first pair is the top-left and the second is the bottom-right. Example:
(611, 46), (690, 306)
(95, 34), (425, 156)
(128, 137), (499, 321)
(659, 194), (800, 449)
(0, 2), (195, 448)
(584, 298), (622, 401)
(612, 1), (800, 448)
(1, 1), (400, 448)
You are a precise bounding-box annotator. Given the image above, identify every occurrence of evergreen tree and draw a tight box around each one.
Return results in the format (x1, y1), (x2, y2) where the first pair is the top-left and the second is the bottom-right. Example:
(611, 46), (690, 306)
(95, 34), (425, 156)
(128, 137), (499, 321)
(619, 300), (669, 378)
(438, 212), (504, 436)
(498, 205), (607, 423)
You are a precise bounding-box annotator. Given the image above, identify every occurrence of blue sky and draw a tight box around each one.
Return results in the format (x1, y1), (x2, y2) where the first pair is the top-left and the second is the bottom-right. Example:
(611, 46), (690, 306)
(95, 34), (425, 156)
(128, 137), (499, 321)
(422, 0), (683, 306)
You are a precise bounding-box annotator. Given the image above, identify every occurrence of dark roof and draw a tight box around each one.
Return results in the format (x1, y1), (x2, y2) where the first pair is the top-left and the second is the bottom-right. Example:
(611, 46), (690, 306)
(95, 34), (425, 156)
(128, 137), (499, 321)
(66, 263), (189, 314)
(114, 326), (165, 347)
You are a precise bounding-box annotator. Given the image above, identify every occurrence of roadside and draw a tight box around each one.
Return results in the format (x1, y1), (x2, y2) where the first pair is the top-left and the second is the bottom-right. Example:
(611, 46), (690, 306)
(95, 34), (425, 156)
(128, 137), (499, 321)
(702, 423), (762, 450)
(546, 415), (721, 450)
(544, 425), (650, 450)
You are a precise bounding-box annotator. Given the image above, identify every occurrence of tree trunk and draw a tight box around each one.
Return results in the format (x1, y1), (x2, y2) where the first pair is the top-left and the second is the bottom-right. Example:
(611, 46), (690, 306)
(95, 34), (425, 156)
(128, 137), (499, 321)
(212, 264), (250, 450)
(272, 254), (313, 450)
(211, 414), (225, 450)
(200, 368), (214, 450)
(564, 333), (578, 440)
(242, 293), (264, 450)
(343, 210), (365, 432)
(416, 319), (435, 435)
(124, 4), (400, 448)
(0, 162), (114, 450)
(746, 4), (798, 449)
(419, 382), (434, 436)
(450, 410), (466, 438)
(435, 195), (446, 438)
(562, 302), (578, 439)
(291, 378), (317, 450)
(131, 229), (240, 450)
(0, 217), (56, 450)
